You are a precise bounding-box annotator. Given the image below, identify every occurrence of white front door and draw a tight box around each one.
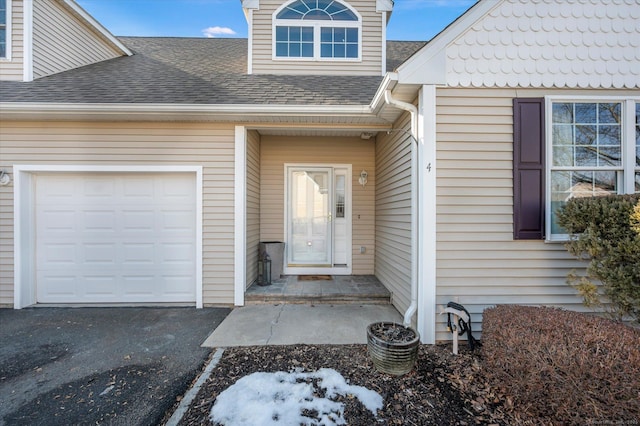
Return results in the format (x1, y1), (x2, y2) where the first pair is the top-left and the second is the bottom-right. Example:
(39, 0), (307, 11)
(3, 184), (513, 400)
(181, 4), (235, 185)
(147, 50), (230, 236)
(285, 165), (351, 275)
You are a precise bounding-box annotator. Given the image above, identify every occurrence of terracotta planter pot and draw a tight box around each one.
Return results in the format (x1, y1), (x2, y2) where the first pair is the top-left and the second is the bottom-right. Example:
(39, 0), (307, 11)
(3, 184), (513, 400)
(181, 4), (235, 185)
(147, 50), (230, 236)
(367, 322), (420, 376)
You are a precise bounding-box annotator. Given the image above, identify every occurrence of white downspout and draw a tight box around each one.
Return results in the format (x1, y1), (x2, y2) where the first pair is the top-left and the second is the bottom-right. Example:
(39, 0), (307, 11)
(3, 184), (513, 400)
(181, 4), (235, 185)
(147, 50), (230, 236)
(384, 90), (419, 328)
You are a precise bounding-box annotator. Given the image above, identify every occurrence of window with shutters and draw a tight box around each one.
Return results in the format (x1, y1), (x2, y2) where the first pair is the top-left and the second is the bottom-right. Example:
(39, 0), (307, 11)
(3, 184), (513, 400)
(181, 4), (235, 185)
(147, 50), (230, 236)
(546, 98), (640, 241)
(273, 0), (361, 61)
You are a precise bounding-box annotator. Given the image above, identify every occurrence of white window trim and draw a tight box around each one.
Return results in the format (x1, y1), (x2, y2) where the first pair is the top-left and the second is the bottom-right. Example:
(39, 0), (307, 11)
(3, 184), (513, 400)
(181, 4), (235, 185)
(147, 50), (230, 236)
(545, 96), (640, 242)
(13, 165), (204, 309)
(271, 0), (362, 62)
(0, 0), (11, 61)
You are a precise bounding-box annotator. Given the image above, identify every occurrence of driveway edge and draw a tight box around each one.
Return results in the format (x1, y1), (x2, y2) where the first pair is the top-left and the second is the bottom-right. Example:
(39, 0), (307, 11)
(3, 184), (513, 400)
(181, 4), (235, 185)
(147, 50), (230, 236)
(164, 348), (225, 426)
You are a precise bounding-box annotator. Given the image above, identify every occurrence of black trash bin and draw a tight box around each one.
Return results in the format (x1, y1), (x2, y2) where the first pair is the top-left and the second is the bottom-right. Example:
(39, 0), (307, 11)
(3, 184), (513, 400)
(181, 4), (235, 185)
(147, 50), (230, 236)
(259, 241), (285, 282)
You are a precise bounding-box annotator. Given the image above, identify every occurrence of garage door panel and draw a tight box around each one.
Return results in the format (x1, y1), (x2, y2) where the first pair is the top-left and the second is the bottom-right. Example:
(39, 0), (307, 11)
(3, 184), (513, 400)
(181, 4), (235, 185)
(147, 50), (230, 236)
(35, 173), (197, 304)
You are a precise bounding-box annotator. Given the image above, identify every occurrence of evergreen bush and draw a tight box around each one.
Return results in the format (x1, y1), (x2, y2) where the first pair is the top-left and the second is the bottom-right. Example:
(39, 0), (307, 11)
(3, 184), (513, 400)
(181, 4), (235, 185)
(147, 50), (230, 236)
(557, 194), (640, 322)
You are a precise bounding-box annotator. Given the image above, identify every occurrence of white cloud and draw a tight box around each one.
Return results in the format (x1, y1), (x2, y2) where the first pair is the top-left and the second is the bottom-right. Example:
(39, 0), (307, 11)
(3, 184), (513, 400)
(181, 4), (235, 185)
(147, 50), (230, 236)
(202, 26), (237, 38)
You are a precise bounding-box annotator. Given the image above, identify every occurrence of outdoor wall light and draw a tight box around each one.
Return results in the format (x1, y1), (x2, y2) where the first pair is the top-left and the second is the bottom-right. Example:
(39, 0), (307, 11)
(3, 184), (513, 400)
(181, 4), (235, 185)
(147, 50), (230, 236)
(0, 170), (11, 186)
(359, 170), (368, 188)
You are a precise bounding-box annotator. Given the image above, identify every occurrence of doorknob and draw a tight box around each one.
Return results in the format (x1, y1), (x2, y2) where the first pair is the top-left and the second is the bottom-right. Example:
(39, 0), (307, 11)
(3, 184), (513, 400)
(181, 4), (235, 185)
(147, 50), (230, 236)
(328, 213), (332, 222)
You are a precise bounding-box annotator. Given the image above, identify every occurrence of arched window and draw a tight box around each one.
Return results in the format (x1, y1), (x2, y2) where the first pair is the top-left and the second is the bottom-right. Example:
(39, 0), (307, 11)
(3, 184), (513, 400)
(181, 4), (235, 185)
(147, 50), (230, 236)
(273, 0), (361, 60)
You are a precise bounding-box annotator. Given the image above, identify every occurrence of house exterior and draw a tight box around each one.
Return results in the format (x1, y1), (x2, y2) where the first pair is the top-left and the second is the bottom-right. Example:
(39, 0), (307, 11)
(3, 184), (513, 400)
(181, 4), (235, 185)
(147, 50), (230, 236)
(0, 0), (638, 343)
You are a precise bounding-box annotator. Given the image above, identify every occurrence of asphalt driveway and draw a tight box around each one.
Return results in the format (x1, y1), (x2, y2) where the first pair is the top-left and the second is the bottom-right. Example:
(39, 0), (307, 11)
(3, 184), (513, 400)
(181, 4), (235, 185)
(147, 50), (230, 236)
(0, 307), (230, 426)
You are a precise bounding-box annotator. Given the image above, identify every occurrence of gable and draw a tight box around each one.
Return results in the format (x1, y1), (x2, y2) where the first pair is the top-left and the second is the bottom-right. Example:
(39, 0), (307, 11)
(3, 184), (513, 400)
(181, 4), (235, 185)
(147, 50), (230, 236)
(398, 0), (640, 89)
(246, 0), (389, 76)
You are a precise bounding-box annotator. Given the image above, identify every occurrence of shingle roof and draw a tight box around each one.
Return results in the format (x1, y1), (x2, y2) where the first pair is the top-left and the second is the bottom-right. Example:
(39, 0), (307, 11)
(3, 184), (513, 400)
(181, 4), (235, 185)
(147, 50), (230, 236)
(0, 38), (424, 106)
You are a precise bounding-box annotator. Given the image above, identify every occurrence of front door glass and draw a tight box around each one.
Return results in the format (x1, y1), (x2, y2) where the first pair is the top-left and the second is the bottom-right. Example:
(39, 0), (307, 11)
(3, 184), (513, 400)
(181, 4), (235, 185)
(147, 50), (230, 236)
(288, 168), (332, 266)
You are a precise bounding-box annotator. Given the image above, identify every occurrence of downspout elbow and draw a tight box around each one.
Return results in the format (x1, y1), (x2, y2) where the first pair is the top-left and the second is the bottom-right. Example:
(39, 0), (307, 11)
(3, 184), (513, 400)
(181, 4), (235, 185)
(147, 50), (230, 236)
(384, 90), (418, 141)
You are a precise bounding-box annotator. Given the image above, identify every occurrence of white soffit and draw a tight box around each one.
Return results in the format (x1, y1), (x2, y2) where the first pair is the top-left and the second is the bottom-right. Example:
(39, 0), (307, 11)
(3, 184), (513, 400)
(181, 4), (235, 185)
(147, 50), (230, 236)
(446, 0), (640, 89)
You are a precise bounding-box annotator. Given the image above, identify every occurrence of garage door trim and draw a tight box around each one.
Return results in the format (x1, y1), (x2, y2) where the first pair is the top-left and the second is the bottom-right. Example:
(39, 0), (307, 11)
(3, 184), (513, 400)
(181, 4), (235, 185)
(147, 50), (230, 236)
(13, 165), (203, 309)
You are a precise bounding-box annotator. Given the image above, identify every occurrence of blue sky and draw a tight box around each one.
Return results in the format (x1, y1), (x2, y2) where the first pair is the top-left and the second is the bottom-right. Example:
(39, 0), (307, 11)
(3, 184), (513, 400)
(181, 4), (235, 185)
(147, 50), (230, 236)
(76, 0), (477, 41)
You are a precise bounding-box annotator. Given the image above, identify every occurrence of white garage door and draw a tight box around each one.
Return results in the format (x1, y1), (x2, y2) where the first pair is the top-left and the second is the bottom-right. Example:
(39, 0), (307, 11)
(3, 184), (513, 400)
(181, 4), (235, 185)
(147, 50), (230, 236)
(35, 173), (197, 304)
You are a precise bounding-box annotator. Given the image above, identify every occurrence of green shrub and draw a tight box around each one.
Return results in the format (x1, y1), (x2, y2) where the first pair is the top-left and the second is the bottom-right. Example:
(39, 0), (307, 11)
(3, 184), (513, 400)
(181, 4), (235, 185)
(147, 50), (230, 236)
(482, 305), (640, 425)
(557, 194), (640, 322)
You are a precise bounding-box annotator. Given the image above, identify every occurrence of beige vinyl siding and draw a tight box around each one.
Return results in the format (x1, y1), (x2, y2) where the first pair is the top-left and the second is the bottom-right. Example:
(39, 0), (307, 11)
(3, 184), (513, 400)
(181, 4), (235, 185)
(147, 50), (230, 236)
(31, 0), (121, 79)
(260, 135), (375, 274)
(433, 87), (635, 342)
(0, 121), (236, 306)
(246, 130), (261, 288)
(251, 0), (384, 75)
(375, 111), (412, 316)
(0, 0), (24, 81)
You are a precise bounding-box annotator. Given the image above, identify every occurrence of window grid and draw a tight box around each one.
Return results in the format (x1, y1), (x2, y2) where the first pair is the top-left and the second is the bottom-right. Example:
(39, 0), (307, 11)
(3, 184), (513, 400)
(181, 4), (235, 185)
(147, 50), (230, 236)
(274, 0), (360, 60)
(548, 99), (639, 238)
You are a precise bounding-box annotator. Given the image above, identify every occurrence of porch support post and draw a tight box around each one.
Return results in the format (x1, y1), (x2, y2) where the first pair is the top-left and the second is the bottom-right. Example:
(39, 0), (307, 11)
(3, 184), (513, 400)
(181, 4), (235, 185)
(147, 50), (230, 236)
(234, 126), (247, 306)
(417, 85), (437, 344)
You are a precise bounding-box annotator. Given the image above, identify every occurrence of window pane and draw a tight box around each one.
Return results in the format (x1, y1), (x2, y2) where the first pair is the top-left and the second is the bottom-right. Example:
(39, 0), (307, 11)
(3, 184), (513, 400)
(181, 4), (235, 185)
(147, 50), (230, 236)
(0, 29), (5, 58)
(275, 26), (313, 57)
(335, 175), (345, 218)
(550, 170), (618, 234)
(334, 43), (345, 57)
(552, 125), (573, 145)
(334, 28), (345, 43)
(301, 42), (313, 57)
(575, 147), (597, 167)
(346, 43), (358, 58)
(599, 103), (621, 124)
(290, 26), (301, 41)
(346, 28), (358, 42)
(598, 125), (620, 146)
(276, 42), (288, 57)
(278, 8), (304, 19)
(301, 27), (313, 41)
(276, 26), (288, 41)
(290, 42), (301, 57)
(321, 27), (332, 42)
(320, 43), (332, 57)
(575, 103), (597, 123)
(598, 146), (621, 167)
(575, 125), (596, 145)
(304, 9), (331, 19)
(553, 103), (573, 123)
(636, 172), (640, 193)
(553, 146), (574, 167)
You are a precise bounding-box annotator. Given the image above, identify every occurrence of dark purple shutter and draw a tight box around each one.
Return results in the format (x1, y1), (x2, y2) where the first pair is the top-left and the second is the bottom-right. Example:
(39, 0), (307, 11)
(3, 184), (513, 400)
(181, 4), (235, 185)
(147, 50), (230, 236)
(513, 98), (545, 240)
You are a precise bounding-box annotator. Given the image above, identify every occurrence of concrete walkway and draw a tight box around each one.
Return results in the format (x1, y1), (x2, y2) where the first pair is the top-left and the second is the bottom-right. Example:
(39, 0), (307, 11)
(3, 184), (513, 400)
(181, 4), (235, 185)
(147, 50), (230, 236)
(202, 303), (403, 347)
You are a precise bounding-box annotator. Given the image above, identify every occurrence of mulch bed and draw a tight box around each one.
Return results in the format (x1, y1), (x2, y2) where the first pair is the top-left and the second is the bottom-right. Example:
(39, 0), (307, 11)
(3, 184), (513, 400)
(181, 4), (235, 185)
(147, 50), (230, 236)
(175, 344), (514, 425)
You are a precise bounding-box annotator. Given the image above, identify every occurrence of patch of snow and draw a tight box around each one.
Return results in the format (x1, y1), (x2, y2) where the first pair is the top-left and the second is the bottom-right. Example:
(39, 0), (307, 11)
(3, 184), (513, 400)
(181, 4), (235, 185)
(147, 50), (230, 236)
(209, 368), (382, 426)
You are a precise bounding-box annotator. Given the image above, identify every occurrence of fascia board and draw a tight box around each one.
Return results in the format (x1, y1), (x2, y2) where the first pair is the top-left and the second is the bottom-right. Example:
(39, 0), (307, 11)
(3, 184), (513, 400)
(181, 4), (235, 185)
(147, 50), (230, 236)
(370, 72), (398, 114)
(241, 0), (259, 8)
(376, 0), (393, 12)
(0, 102), (374, 120)
(396, 0), (499, 85)
(61, 0), (132, 56)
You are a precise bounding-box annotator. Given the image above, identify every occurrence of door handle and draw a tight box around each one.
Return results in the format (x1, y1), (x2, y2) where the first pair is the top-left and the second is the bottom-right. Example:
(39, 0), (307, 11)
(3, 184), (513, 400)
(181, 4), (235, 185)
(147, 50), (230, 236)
(328, 213), (332, 222)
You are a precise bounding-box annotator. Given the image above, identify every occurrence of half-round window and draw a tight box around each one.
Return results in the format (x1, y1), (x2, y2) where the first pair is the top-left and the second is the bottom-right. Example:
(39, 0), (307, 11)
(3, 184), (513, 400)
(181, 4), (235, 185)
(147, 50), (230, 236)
(277, 0), (358, 21)
(274, 0), (361, 60)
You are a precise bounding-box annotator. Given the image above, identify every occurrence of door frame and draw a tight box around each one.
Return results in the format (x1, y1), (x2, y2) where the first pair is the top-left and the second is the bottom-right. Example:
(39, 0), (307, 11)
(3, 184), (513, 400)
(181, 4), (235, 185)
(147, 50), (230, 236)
(283, 163), (352, 275)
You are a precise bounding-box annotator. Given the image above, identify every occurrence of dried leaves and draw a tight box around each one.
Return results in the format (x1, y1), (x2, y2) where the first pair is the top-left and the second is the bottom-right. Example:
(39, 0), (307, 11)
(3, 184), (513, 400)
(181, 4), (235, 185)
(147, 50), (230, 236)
(482, 305), (640, 425)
